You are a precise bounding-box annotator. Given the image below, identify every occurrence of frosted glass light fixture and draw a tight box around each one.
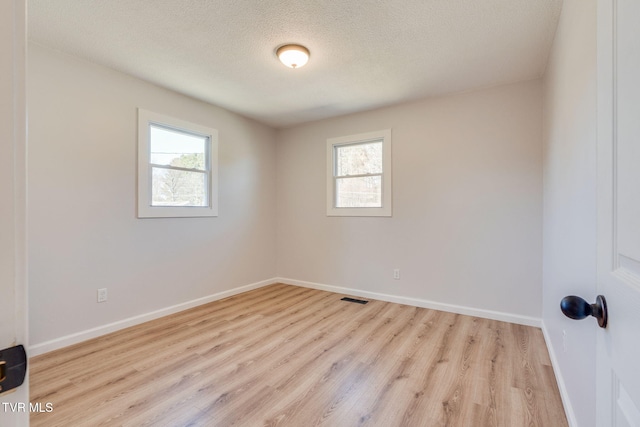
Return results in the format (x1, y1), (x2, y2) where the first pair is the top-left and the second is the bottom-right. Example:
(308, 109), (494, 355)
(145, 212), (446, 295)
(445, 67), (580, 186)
(276, 44), (310, 69)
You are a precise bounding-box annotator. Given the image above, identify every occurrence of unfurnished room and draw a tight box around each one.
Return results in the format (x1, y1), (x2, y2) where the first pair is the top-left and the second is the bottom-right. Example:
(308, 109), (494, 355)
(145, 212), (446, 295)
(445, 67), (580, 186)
(1, 0), (640, 426)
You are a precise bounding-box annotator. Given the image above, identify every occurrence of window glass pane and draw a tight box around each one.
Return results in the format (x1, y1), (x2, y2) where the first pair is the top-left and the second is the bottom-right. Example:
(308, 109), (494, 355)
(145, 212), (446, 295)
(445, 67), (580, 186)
(336, 175), (382, 208)
(150, 124), (207, 171)
(335, 141), (382, 177)
(151, 167), (208, 207)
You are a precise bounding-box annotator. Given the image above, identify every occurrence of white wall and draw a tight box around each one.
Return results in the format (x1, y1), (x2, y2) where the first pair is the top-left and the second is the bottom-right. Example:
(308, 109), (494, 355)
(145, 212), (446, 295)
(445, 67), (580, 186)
(277, 80), (543, 321)
(542, 1), (597, 426)
(28, 44), (277, 349)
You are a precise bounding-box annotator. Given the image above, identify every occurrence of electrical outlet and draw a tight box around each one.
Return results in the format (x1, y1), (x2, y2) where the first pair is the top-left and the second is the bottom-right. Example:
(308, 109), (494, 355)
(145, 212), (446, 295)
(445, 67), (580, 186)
(97, 288), (108, 303)
(393, 269), (400, 280)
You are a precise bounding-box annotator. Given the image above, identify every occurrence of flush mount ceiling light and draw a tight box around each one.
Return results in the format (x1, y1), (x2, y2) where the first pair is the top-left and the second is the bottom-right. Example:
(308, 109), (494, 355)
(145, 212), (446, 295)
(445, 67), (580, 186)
(276, 44), (310, 69)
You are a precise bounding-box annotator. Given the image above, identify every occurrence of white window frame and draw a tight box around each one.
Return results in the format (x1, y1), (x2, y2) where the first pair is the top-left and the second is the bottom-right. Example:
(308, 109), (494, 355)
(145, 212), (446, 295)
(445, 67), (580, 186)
(326, 129), (392, 217)
(137, 108), (219, 218)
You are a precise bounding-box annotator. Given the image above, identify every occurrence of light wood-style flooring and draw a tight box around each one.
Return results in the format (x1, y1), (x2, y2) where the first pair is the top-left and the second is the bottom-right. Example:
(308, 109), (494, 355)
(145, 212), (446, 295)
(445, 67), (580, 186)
(30, 284), (568, 426)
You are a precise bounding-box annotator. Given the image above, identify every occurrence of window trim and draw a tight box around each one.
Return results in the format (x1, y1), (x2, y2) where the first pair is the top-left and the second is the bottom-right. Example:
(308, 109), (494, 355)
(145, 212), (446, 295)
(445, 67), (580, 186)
(326, 129), (392, 217)
(137, 108), (219, 218)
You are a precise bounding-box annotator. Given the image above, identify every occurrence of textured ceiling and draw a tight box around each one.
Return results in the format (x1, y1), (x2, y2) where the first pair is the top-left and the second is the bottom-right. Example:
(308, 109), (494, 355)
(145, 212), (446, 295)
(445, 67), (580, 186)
(28, 0), (562, 128)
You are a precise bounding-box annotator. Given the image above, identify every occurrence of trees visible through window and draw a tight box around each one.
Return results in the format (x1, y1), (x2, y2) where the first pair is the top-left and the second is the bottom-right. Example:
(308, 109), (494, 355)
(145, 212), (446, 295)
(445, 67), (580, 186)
(334, 141), (383, 208)
(150, 124), (208, 207)
(326, 129), (392, 217)
(138, 109), (218, 218)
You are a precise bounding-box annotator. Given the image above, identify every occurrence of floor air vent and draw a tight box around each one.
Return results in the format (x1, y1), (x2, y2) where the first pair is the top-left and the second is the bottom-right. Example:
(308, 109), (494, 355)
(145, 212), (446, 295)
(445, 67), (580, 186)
(341, 297), (369, 304)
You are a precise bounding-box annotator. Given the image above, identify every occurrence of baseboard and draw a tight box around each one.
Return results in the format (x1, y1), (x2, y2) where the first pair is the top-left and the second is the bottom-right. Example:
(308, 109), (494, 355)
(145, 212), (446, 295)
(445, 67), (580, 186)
(28, 278), (278, 357)
(276, 277), (541, 327)
(541, 320), (578, 427)
(29, 277), (542, 357)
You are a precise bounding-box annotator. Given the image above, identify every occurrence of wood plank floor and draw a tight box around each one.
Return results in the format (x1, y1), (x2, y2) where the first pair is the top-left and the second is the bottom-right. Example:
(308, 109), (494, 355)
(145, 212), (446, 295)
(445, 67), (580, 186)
(30, 284), (568, 426)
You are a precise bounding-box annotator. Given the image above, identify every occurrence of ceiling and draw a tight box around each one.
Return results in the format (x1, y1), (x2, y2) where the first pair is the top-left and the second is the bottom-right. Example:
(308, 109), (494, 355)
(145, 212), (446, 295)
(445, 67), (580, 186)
(28, 0), (563, 128)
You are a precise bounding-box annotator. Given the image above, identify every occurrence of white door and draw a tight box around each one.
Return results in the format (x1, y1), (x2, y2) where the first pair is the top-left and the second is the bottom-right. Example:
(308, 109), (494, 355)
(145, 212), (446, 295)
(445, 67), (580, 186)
(0, 0), (28, 426)
(596, 0), (640, 425)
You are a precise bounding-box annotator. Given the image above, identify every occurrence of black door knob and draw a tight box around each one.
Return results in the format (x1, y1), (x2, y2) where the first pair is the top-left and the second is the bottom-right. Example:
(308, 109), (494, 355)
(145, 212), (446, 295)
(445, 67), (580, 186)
(560, 295), (607, 328)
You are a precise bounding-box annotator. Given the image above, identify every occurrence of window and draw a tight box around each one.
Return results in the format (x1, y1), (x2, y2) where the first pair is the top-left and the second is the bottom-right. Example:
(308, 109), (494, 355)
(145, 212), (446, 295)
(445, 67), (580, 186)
(326, 129), (392, 216)
(138, 109), (218, 218)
